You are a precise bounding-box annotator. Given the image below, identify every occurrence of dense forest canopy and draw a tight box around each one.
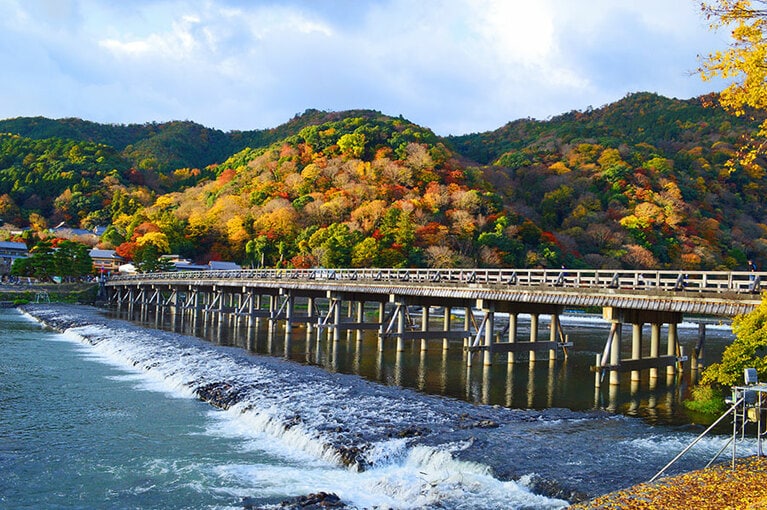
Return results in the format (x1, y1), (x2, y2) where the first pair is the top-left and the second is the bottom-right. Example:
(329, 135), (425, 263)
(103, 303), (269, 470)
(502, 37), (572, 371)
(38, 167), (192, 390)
(1, 92), (766, 270)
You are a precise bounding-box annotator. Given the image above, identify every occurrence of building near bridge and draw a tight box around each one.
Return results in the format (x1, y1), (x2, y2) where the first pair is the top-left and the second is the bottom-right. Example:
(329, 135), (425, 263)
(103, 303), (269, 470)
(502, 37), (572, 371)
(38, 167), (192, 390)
(0, 241), (29, 275)
(89, 248), (124, 274)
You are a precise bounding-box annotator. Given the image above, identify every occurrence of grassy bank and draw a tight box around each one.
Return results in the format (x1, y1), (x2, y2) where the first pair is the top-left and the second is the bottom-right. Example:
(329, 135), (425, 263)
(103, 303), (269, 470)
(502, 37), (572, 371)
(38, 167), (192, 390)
(0, 283), (99, 305)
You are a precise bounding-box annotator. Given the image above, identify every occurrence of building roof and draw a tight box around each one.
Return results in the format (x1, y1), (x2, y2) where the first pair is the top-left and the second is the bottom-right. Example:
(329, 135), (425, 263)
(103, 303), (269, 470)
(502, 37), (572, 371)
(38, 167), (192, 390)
(208, 261), (241, 270)
(89, 248), (123, 260)
(0, 241), (28, 251)
(174, 262), (209, 271)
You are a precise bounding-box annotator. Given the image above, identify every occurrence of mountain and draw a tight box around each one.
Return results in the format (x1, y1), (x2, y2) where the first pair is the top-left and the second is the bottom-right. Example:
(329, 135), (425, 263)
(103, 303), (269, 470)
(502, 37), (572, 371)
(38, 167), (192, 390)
(1, 93), (765, 270)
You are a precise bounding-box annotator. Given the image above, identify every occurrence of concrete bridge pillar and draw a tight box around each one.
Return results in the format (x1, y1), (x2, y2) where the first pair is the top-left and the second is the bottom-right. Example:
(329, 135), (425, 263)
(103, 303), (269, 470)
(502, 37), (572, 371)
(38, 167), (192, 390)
(463, 307), (471, 352)
(128, 287), (135, 315)
(356, 301), (365, 342)
(692, 323), (706, 373)
(306, 297), (315, 325)
(333, 297), (343, 344)
(610, 323), (622, 386)
(548, 314), (558, 361)
(421, 306), (430, 352)
(483, 303), (495, 366)
(649, 323), (660, 380)
(247, 290), (255, 317)
(268, 295), (277, 334)
(443, 306), (451, 351)
(285, 292), (294, 335)
(378, 302), (386, 352)
(631, 323), (644, 382)
(667, 323), (678, 377)
(507, 313), (518, 364)
(396, 304), (406, 352)
(529, 314), (539, 362)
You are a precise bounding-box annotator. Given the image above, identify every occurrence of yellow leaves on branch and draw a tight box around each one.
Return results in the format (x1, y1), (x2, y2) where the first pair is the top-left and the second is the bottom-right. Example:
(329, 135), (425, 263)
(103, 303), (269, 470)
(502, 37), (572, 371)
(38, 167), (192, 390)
(135, 231), (170, 253)
(700, 1), (767, 168)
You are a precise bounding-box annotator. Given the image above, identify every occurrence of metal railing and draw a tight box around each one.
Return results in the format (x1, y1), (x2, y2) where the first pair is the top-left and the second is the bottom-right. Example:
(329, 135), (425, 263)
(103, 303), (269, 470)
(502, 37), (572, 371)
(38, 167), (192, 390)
(107, 268), (764, 295)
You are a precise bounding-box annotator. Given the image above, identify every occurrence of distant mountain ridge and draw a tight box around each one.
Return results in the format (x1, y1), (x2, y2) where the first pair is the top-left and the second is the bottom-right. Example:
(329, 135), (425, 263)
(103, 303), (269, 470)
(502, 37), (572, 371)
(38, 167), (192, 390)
(0, 109), (416, 174)
(1, 92), (765, 271)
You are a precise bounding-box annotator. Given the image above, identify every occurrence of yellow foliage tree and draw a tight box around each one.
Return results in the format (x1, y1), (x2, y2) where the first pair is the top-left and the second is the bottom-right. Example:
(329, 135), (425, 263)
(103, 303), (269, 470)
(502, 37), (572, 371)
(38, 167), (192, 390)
(135, 231), (170, 253)
(700, 0), (767, 169)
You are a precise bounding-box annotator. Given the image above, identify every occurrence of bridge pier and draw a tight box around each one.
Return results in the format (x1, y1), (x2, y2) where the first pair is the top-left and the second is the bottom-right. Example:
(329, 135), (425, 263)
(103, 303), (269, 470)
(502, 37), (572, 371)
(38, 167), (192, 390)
(649, 323), (660, 379)
(443, 307), (451, 351)
(597, 308), (684, 388)
(482, 303), (495, 367)
(507, 313), (517, 364)
(691, 323), (706, 375)
(530, 314), (539, 362)
(631, 322), (643, 383)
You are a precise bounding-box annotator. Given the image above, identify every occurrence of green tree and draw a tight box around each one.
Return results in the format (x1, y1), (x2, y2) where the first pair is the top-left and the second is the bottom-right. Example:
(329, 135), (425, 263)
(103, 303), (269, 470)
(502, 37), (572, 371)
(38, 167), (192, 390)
(245, 235), (270, 268)
(11, 240), (56, 281)
(308, 223), (360, 267)
(337, 133), (367, 159)
(688, 295), (767, 415)
(351, 237), (380, 267)
(701, 297), (767, 387)
(53, 240), (93, 280)
(134, 244), (175, 273)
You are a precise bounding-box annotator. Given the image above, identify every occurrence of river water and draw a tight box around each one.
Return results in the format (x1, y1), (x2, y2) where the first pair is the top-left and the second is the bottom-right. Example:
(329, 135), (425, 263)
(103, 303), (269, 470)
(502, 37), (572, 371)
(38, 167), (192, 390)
(0, 304), (759, 509)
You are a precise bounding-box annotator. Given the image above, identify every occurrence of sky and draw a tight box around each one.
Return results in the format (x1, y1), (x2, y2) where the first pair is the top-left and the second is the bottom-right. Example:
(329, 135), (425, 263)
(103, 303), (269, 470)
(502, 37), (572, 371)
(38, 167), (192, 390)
(0, 0), (734, 136)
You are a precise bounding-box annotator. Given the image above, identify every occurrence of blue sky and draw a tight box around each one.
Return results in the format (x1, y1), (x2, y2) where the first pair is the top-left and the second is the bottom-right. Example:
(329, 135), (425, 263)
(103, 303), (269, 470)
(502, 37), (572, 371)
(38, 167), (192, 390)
(0, 0), (732, 135)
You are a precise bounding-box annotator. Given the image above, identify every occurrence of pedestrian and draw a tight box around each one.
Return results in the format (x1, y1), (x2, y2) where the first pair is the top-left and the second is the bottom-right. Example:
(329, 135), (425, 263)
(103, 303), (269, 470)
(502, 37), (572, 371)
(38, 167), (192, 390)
(748, 259), (760, 293)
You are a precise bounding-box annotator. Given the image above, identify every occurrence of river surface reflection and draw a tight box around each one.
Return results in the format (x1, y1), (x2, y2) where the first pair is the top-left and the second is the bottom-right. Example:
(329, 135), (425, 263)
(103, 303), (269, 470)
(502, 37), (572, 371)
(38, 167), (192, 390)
(112, 307), (735, 427)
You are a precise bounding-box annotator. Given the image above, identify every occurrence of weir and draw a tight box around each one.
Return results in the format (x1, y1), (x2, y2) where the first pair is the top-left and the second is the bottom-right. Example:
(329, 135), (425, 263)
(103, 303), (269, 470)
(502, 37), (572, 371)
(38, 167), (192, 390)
(105, 267), (762, 388)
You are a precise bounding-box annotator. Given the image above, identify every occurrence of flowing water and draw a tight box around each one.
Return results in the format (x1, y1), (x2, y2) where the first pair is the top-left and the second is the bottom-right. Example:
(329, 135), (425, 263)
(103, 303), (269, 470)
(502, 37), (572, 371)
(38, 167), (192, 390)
(0, 304), (758, 509)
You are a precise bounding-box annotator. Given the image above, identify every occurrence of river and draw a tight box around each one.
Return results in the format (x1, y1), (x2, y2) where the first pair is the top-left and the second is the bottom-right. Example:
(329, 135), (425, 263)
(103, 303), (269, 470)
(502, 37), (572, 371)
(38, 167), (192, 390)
(0, 304), (757, 509)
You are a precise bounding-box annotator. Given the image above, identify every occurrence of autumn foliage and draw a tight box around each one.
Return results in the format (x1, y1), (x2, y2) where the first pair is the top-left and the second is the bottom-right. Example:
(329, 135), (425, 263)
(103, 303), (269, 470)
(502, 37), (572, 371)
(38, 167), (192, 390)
(2, 95), (767, 269)
(571, 456), (767, 509)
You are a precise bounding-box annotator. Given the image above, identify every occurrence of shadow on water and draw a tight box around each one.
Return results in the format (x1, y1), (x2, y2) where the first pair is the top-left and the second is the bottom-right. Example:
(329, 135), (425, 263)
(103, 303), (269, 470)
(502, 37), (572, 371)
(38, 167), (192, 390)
(111, 305), (735, 427)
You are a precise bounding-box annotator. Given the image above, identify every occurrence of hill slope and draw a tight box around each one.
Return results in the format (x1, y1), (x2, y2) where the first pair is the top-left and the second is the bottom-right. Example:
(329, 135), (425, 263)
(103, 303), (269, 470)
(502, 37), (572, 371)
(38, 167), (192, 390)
(1, 93), (766, 270)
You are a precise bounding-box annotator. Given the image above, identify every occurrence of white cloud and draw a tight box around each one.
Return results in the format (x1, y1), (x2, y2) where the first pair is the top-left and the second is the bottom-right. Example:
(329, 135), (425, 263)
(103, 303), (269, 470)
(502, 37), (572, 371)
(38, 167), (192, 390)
(0, 0), (732, 135)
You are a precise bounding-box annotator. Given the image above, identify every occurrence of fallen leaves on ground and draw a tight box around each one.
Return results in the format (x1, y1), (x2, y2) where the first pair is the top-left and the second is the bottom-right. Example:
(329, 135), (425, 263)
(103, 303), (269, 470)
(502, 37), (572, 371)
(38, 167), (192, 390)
(570, 456), (767, 509)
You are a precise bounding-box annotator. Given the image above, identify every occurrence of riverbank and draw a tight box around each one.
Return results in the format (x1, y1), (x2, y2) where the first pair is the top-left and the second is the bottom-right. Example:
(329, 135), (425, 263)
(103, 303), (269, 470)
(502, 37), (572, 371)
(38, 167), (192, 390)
(570, 455), (767, 509)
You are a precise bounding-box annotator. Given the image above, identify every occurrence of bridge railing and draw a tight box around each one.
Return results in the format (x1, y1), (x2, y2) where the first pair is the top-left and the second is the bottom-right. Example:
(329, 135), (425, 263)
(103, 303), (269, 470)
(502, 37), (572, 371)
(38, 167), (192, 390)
(107, 268), (764, 295)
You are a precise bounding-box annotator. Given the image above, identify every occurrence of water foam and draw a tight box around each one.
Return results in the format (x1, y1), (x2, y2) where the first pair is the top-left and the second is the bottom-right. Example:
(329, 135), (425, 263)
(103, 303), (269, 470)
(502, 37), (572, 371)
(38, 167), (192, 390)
(24, 305), (571, 509)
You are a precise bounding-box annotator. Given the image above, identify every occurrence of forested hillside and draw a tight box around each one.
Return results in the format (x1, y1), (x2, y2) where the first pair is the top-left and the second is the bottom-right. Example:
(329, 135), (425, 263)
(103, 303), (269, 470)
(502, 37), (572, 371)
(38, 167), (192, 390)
(450, 93), (767, 269)
(1, 92), (765, 270)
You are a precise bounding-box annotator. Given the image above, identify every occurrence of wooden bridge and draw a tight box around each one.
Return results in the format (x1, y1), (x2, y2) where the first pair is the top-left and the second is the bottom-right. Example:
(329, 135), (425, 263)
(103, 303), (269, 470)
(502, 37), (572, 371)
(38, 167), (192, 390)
(105, 268), (763, 387)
